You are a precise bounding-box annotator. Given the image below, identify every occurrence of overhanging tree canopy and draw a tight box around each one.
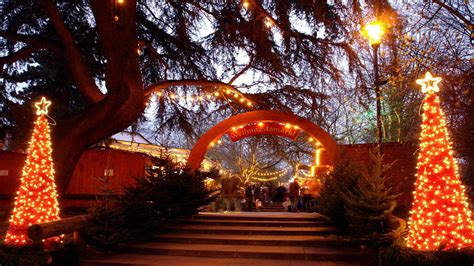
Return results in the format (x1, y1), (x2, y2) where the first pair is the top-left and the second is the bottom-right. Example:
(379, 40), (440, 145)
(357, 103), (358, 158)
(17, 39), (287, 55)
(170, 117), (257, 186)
(0, 0), (360, 193)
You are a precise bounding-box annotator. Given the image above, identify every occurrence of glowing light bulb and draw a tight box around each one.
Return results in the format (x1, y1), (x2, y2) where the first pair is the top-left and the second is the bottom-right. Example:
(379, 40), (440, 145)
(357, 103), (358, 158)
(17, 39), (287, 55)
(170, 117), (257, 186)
(362, 21), (384, 45)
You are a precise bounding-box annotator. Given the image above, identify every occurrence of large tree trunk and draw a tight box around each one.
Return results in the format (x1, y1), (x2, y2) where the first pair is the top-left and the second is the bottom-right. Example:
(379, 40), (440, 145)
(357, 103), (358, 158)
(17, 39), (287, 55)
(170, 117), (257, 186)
(53, 95), (145, 194)
(45, 0), (146, 194)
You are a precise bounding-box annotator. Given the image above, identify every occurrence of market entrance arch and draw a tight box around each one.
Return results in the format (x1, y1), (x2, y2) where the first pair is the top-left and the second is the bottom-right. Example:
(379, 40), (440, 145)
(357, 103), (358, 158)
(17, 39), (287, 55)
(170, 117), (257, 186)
(186, 110), (339, 172)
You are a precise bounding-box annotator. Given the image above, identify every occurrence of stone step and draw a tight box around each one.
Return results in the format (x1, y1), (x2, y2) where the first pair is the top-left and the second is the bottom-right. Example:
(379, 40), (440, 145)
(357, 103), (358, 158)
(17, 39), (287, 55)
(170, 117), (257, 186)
(250, 208), (286, 210)
(193, 212), (328, 222)
(153, 233), (353, 247)
(247, 207), (287, 211)
(81, 254), (367, 266)
(250, 205), (284, 208)
(178, 219), (326, 227)
(245, 208), (287, 212)
(124, 242), (374, 262)
(164, 225), (337, 236)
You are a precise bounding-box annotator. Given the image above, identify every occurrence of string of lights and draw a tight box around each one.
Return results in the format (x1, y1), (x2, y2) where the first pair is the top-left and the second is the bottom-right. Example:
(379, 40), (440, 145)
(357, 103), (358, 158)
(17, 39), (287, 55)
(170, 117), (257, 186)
(153, 88), (254, 108)
(255, 168), (287, 177)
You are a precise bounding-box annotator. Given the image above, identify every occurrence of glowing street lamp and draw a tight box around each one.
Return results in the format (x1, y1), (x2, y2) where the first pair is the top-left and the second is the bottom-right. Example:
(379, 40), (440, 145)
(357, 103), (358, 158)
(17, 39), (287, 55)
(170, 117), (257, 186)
(362, 22), (384, 45)
(362, 20), (385, 147)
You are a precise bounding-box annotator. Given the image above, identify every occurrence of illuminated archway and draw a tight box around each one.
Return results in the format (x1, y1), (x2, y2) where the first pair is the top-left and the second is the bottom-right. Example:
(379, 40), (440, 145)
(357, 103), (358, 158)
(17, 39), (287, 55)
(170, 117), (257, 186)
(186, 110), (339, 172)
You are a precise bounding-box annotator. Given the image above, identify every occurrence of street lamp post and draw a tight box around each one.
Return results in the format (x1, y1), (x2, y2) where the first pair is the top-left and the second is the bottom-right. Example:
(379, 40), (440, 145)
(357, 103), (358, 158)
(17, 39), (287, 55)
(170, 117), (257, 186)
(363, 22), (384, 148)
(373, 42), (382, 147)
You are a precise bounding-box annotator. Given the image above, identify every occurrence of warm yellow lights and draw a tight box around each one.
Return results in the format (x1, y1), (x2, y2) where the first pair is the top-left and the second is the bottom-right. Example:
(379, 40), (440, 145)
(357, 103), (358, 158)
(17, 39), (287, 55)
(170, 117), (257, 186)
(242, 0), (249, 8)
(154, 89), (253, 108)
(117, 0), (124, 4)
(405, 73), (474, 251)
(35, 97), (51, 116)
(416, 72), (442, 94)
(315, 148), (321, 166)
(264, 18), (273, 28)
(4, 98), (61, 246)
(362, 21), (384, 45)
(254, 168), (288, 181)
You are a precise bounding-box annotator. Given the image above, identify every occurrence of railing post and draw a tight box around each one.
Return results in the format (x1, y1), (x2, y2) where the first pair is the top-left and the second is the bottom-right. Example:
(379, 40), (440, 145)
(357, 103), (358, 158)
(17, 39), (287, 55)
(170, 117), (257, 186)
(73, 230), (87, 257)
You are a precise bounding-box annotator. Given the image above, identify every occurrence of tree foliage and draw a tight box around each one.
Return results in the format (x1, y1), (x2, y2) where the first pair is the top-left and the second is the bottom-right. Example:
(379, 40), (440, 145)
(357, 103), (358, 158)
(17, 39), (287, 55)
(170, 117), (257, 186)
(342, 150), (400, 245)
(0, 0), (362, 192)
(0, 0), (472, 192)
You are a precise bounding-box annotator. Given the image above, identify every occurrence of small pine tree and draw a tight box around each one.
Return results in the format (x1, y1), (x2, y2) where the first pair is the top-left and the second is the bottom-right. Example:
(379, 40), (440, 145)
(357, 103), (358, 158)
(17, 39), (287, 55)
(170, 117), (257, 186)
(315, 154), (362, 229)
(85, 164), (129, 252)
(124, 157), (216, 219)
(342, 149), (400, 245)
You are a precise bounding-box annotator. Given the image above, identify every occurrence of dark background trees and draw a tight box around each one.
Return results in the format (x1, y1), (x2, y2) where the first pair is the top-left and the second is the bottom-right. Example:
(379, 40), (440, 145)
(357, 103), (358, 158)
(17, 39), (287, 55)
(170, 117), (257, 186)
(0, 0), (472, 192)
(0, 0), (357, 193)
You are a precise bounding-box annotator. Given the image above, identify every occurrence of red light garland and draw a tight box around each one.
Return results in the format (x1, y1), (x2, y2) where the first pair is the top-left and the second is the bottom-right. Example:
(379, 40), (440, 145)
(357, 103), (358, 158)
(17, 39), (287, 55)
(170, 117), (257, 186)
(4, 97), (61, 246)
(405, 72), (474, 250)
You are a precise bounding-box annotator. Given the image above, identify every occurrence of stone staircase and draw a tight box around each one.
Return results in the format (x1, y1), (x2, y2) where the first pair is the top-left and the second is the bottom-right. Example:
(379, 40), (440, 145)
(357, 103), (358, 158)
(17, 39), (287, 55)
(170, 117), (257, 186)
(246, 201), (287, 212)
(81, 212), (375, 265)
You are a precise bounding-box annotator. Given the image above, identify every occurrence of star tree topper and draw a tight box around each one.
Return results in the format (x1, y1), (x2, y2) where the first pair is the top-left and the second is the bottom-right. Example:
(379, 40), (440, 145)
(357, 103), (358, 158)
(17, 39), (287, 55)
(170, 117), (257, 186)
(416, 72), (442, 94)
(35, 97), (51, 116)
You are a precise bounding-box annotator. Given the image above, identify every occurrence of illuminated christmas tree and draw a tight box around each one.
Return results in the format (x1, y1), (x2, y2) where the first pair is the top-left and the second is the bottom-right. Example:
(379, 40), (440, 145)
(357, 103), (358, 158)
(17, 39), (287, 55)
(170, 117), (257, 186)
(4, 97), (61, 246)
(405, 72), (474, 250)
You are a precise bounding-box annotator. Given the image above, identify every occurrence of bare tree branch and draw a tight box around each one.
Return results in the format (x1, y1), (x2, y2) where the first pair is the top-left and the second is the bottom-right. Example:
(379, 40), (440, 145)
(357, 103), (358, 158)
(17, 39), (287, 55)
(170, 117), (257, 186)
(0, 30), (61, 53)
(40, 0), (104, 103)
(432, 0), (472, 28)
(138, 40), (169, 78)
(228, 56), (254, 85)
(0, 45), (41, 66)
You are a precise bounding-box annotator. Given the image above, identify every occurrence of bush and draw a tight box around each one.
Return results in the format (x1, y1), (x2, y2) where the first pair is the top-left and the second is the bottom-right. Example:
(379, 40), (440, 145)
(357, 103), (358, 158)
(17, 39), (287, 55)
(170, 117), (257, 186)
(0, 246), (47, 266)
(124, 157), (217, 219)
(378, 245), (474, 266)
(315, 154), (362, 229)
(0, 243), (79, 266)
(84, 206), (131, 252)
(85, 156), (218, 251)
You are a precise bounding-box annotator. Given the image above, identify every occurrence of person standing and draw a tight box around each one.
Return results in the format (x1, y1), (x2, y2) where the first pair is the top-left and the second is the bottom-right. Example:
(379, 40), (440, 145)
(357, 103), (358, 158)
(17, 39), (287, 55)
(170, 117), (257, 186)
(245, 185), (254, 211)
(302, 182), (312, 212)
(233, 187), (244, 212)
(289, 178), (301, 213)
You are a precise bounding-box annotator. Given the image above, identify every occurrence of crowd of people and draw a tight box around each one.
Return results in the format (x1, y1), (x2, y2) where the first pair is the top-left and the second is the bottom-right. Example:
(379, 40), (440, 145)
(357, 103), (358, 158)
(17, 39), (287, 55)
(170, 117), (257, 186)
(208, 177), (321, 213)
(283, 178), (314, 212)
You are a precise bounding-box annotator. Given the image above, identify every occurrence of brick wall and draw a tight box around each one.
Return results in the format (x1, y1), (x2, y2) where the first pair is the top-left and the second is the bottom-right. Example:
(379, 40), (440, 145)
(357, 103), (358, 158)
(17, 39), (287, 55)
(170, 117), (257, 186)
(339, 142), (418, 215)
